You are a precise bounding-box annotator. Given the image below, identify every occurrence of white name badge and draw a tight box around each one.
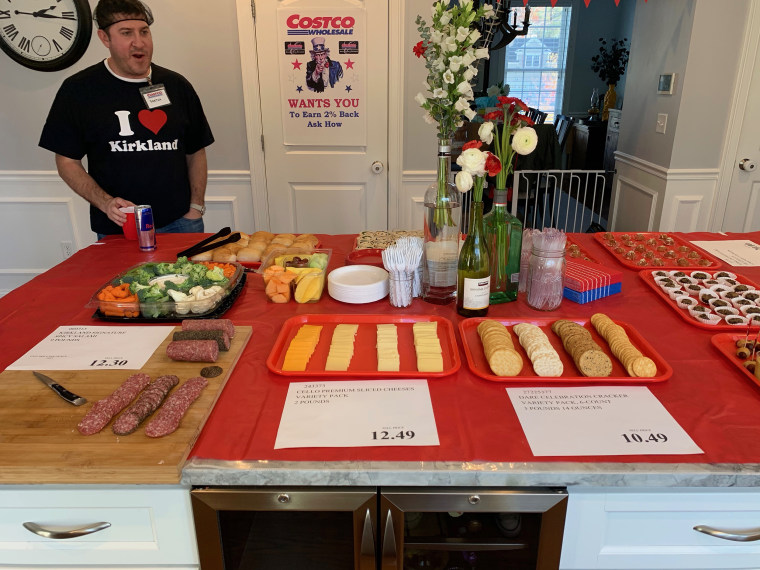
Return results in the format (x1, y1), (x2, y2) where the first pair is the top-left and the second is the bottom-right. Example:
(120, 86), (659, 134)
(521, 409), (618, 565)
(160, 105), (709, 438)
(139, 83), (171, 109)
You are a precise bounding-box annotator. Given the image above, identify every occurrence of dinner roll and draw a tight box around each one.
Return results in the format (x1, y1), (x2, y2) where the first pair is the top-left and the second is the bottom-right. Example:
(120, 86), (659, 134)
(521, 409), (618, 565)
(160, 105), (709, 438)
(236, 247), (263, 262)
(190, 250), (213, 262)
(252, 231), (274, 242)
(212, 248), (236, 262)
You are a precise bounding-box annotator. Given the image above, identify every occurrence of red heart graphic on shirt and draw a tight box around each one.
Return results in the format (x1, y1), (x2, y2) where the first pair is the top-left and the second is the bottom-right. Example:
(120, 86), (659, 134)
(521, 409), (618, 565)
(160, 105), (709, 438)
(138, 109), (167, 135)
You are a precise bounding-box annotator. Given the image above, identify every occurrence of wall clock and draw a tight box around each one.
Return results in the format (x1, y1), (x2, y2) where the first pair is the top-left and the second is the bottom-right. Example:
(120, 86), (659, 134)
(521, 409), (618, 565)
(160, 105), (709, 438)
(0, 0), (92, 72)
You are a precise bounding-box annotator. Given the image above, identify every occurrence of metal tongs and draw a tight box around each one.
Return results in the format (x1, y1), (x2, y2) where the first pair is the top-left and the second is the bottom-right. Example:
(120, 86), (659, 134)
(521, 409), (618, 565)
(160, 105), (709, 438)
(176, 226), (241, 259)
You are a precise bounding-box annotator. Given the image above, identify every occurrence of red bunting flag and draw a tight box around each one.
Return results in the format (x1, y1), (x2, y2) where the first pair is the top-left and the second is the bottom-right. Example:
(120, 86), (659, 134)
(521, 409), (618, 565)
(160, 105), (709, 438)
(615, 0), (621, 5)
(584, 0), (591, 6)
(523, 0), (529, 5)
(550, 0), (558, 6)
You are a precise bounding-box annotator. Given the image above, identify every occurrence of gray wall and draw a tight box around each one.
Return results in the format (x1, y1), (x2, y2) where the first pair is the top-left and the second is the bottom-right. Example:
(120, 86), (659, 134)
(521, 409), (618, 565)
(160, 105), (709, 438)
(0, 0), (248, 173)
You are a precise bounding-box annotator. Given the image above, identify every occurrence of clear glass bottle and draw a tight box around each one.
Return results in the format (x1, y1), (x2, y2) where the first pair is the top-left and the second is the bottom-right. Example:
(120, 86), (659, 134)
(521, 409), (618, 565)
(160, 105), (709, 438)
(526, 246), (566, 311)
(422, 137), (461, 305)
(483, 189), (522, 303)
(457, 200), (490, 317)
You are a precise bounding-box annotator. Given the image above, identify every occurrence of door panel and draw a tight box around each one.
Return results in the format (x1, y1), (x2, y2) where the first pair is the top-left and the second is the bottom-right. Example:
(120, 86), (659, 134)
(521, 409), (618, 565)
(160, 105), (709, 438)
(254, 0), (389, 233)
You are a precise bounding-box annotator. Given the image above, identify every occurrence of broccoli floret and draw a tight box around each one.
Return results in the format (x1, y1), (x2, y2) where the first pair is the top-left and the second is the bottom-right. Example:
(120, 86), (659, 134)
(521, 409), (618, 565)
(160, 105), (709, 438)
(122, 263), (158, 286)
(163, 279), (194, 294)
(154, 262), (176, 275)
(206, 266), (226, 282)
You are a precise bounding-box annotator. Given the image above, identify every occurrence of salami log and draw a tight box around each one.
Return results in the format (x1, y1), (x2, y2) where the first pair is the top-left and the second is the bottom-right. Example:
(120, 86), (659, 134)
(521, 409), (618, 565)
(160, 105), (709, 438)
(77, 373), (151, 435)
(181, 318), (235, 338)
(112, 375), (179, 435)
(166, 340), (219, 362)
(145, 377), (208, 438)
(172, 330), (230, 351)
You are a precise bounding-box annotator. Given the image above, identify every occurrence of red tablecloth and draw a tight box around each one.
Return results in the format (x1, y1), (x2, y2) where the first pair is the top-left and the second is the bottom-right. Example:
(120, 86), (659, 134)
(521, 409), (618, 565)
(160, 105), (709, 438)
(2, 231), (760, 466)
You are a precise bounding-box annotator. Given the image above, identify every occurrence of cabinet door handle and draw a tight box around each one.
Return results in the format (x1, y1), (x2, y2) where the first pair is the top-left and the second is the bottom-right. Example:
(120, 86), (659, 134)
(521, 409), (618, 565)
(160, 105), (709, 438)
(693, 525), (760, 542)
(23, 521), (111, 539)
(359, 508), (375, 565)
(381, 509), (397, 568)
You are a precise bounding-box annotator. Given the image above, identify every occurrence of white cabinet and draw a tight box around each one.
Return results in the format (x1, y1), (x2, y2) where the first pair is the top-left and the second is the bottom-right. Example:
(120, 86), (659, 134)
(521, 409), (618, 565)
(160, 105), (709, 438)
(560, 488), (760, 569)
(0, 485), (198, 569)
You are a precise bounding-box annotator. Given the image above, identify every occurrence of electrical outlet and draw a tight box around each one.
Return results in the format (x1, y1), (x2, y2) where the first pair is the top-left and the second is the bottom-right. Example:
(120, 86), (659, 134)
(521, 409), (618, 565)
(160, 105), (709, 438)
(656, 113), (668, 134)
(61, 241), (75, 259)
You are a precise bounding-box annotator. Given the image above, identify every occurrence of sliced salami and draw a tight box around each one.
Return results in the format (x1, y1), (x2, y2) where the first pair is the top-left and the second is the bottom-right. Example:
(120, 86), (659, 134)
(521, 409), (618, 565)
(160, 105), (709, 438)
(181, 318), (235, 338)
(77, 373), (151, 435)
(112, 375), (179, 436)
(145, 377), (208, 438)
(172, 329), (230, 351)
(166, 340), (219, 362)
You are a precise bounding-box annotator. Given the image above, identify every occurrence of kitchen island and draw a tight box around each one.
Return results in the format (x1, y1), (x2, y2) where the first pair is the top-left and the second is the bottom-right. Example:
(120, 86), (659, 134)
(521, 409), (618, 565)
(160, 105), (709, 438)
(2, 231), (760, 569)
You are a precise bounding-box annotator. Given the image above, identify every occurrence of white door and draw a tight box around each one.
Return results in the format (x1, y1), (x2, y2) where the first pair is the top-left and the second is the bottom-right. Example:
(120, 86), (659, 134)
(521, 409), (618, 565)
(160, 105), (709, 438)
(253, 0), (388, 234)
(721, 4), (760, 231)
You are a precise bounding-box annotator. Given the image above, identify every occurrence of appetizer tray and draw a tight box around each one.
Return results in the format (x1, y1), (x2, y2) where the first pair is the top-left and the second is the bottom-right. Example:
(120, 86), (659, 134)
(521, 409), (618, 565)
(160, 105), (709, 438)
(459, 317), (672, 383)
(711, 333), (760, 390)
(267, 314), (460, 377)
(565, 236), (599, 264)
(594, 231), (722, 269)
(345, 248), (385, 268)
(90, 262), (245, 322)
(639, 269), (760, 330)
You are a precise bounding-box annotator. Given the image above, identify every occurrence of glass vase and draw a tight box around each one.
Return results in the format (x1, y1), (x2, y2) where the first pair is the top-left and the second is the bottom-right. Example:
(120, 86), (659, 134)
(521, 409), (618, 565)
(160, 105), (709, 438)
(602, 84), (617, 121)
(422, 137), (461, 305)
(456, 200), (490, 317)
(483, 189), (522, 304)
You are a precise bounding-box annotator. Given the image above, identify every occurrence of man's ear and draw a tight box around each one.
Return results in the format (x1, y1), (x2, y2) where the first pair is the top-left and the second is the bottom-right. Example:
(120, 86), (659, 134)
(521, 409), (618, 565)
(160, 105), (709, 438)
(97, 29), (111, 49)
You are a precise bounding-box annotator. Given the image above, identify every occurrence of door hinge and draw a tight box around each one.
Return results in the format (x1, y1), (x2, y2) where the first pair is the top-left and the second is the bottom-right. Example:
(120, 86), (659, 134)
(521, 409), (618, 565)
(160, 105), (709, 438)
(251, 0), (255, 21)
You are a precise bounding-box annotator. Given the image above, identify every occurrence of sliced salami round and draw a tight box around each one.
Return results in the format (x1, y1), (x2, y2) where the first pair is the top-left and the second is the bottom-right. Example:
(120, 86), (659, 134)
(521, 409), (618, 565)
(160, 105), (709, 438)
(145, 377), (208, 438)
(77, 373), (151, 436)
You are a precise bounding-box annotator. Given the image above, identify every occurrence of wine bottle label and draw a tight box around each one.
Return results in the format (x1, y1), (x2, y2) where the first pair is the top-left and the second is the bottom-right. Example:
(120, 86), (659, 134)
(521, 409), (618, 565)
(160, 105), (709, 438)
(462, 276), (491, 309)
(510, 272), (520, 283)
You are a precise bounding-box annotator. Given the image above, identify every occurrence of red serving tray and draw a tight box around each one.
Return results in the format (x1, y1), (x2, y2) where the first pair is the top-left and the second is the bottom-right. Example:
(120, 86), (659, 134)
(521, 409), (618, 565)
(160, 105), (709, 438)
(459, 317), (672, 383)
(345, 248), (384, 268)
(711, 333), (760, 389)
(594, 232), (722, 270)
(639, 270), (760, 331)
(565, 236), (599, 264)
(267, 314), (460, 377)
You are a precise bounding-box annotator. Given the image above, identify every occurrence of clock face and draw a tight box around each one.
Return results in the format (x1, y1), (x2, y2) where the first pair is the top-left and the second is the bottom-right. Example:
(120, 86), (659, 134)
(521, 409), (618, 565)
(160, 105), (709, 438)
(0, 0), (92, 71)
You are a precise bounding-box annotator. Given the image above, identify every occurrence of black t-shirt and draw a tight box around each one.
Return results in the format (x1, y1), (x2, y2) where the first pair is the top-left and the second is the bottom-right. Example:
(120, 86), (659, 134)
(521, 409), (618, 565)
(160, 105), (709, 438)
(39, 61), (214, 235)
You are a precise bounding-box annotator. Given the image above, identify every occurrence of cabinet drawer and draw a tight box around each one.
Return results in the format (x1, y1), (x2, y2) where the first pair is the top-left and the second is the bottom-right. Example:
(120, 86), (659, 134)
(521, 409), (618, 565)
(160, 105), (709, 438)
(0, 485), (198, 567)
(560, 488), (760, 569)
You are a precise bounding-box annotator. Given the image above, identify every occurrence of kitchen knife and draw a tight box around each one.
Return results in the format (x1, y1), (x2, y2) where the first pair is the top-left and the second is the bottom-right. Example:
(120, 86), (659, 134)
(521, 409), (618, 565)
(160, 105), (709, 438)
(32, 372), (87, 406)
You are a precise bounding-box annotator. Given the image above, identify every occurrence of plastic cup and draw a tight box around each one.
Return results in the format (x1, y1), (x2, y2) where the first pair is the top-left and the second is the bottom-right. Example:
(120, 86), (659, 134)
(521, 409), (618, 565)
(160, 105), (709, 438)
(388, 272), (413, 308)
(120, 206), (137, 240)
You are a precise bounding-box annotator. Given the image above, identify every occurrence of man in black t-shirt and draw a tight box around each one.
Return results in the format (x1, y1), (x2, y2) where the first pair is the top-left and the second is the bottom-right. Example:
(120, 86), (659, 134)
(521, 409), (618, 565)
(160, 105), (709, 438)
(39, 0), (214, 237)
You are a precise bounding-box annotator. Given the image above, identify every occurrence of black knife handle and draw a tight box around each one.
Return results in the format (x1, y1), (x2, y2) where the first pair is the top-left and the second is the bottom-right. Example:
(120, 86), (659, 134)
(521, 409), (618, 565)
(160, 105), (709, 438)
(51, 383), (84, 404)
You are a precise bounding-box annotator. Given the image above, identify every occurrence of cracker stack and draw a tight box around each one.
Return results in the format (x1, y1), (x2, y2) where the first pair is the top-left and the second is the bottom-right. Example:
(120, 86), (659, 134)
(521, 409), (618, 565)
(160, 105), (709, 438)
(551, 320), (612, 377)
(513, 323), (563, 377)
(590, 313), (657, 377)
(477, 320), (524, 376)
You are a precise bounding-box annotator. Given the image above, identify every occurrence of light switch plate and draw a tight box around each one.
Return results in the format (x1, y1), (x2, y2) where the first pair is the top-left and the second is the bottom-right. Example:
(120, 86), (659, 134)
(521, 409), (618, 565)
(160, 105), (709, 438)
(656, 113), (668, 134)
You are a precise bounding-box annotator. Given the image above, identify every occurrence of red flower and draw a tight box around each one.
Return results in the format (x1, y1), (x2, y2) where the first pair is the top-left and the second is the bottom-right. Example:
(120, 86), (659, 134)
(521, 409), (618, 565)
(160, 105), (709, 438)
(484, 152), (502, 177)
(462, 140), (483, 150)
(413, 41), (427, 58)
(511, 113), (535, 127)
(483, 110), (503, 121)
(496, 96), (529, 112)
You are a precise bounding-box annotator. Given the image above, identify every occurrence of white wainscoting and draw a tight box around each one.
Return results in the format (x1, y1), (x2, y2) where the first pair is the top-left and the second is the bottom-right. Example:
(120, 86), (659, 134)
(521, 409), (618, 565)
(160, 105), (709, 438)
(399, 170), (434, 230)
(0, 170), (254, 296)
(611, 153), (719, 233)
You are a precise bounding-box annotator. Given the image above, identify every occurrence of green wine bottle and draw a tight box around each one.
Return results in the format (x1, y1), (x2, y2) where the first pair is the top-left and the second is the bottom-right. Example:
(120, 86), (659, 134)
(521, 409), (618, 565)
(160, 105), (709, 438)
(457, 200), (490, 317)
(484, 189), (523, 303)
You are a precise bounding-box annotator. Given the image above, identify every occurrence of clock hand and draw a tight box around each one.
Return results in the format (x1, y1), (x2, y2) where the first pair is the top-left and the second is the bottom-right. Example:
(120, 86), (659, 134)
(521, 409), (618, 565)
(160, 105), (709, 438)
(31, 13), (75, 19)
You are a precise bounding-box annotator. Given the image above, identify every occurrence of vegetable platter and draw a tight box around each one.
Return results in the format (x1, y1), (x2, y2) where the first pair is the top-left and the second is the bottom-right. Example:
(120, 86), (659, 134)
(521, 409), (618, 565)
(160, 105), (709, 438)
(89, 257), (244, 321)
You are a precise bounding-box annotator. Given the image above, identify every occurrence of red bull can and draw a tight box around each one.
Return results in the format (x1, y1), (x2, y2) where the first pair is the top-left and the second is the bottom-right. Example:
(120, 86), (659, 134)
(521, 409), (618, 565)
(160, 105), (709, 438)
(134, 205), (156, 251)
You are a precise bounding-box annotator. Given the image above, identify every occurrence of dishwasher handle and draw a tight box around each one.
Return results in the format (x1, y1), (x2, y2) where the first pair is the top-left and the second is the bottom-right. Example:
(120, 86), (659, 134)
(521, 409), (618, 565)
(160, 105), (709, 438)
(23, 521), (111, 539)
(694, 524), (760, 542)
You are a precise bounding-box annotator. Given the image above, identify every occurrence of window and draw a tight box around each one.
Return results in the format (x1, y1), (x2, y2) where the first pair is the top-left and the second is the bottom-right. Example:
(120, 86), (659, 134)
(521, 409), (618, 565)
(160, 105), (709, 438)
(503, 4), (572, 123)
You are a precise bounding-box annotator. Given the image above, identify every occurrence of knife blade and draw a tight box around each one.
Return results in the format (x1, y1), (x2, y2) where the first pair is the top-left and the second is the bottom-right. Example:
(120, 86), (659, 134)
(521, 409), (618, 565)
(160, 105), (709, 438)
(32, 372), (87, 406)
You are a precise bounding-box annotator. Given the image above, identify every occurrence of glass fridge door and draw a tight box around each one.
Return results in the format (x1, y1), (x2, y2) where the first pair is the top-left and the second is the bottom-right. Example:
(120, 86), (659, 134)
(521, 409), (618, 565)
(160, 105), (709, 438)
(380, 487), (567, 570)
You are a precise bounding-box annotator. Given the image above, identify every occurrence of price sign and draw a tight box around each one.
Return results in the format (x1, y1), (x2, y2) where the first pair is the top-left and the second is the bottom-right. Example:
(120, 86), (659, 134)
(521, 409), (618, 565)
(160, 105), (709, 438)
(507, 386), (703, 456)
(275, 380), (439, 449)
(89, 359), (130, 368)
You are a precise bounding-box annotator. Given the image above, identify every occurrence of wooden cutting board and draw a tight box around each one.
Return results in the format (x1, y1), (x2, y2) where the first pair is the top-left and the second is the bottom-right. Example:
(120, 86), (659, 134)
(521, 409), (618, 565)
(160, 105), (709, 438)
(0, 326), (252, 484)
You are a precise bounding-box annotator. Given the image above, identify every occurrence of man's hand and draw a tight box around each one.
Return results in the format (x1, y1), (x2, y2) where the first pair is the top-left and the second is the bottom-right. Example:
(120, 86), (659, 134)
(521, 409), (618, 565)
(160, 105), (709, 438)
(104, 197), (136, 226)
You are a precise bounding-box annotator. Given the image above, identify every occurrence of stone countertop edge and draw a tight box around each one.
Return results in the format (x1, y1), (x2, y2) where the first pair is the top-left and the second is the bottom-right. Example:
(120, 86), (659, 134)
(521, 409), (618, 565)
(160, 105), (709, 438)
(181, 459), (760, 488)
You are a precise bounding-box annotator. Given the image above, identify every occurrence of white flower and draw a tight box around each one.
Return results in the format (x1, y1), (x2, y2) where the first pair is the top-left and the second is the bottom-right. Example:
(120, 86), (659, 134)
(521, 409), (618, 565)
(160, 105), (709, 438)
(415, 92), (427, 106)
(456, 119), (464, 128)
(449, 55), (463, 72)
(464, 108), (477, 121)
(432, 87), (447, 99)
(457, 148), (486, 177)
(462, 50), (476, 66)
(482, 4), (495, 18)
(512, 126), (539, 155)
(443, 69), (455, 84)
(455, 171), (474, 193)
(430, 29), (443, 44)
(457, 80), (473, 98)
(468, 29), (481, 44)
(463, 66), (476, 81)
(454, 97), (470, 112)
(456, 26), (469, 42)
(475, 47), (490, 59)
(433, 58), (446, 72)
(478, 121), (494, 144)
(439, 11), (452, 25)
(442, 36), (458, 53)
(423, 112), (436, 125)
(486, 84), (501, 97)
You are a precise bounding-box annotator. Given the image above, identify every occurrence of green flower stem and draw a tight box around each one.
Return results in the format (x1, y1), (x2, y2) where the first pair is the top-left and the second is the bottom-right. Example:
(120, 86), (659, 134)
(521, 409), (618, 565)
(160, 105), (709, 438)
(434, 149), (455, 228)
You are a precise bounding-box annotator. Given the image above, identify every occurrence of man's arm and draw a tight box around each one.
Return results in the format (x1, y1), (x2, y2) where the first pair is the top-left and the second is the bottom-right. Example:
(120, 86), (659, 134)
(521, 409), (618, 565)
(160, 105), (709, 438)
(185, 148), (208, 218)
(54, 154), (132, 226)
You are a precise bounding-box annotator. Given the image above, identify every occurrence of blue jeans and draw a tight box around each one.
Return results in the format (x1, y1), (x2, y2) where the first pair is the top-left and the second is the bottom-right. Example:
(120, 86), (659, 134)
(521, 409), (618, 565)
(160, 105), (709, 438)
(98, 216), (204, 240)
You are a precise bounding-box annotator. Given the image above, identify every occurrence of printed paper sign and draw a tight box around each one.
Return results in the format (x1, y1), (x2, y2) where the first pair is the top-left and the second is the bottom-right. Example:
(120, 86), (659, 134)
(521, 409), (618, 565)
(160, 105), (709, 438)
(507, 386), (703, 456)
(690, 240), (760, 267)
(6, 326), (174, 370)
(278, 7), (366, 145)
(275, 380), (439, 449)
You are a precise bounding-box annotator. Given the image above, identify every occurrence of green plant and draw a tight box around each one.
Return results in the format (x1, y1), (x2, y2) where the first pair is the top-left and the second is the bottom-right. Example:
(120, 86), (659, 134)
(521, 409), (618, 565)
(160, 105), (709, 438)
(591, 37), (630, 86)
